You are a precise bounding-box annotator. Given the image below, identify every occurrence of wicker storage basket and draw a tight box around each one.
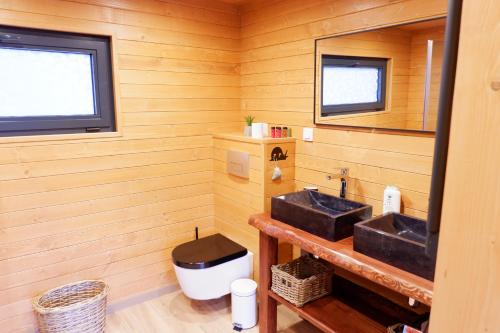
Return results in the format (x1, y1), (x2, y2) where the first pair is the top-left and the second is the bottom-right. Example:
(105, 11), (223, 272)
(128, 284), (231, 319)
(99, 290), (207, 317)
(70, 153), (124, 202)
(33, 280), (108, 333)
(387, 324), (422, 333)
(387, 324), (404, 333)
(271, 256), (333, 307)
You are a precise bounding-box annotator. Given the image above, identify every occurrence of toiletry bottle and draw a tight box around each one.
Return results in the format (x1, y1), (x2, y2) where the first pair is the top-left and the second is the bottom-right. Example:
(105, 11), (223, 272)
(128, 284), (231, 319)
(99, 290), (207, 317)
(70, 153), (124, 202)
(262, 123), (269, 137)
(282, 127), (288, 138)
(383, 185), (401, 214)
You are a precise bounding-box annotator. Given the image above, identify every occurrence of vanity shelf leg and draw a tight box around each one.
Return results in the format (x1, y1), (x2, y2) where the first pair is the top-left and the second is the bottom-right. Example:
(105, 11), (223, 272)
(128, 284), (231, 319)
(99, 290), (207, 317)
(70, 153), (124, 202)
(259, 231), (278, 333)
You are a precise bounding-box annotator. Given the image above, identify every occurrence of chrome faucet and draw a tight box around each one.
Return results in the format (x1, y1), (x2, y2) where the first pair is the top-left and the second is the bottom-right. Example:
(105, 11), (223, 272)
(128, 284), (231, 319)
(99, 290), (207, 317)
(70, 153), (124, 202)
(326, 168), (349, 199)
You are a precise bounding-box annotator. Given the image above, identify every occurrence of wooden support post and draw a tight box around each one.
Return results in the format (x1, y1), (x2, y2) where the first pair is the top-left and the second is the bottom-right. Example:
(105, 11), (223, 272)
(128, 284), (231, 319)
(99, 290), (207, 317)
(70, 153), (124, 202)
(259, 231), (278, 333)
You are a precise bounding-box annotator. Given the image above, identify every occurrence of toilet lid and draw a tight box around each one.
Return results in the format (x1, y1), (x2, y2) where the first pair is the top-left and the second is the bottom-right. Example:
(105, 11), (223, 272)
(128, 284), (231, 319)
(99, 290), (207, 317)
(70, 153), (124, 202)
(172, 233), (247, 269)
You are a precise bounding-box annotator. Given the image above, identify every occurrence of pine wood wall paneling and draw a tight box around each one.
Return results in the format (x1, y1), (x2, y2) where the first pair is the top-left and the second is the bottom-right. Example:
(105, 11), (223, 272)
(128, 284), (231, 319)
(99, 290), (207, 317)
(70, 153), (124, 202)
(213, 137), (263, 275)
(0, 0), (240, 330)
(429, 0), (500, 330)
(240, 0), (446, 219)
(0, 1), (454, 331)
(213, 135), (296, 276)
(69, 0), (241, 27)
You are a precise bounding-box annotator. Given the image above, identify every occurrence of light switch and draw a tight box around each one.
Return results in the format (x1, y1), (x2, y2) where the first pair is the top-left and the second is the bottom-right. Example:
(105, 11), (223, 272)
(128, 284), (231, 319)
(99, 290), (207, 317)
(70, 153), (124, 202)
(303, 127), (314, 142)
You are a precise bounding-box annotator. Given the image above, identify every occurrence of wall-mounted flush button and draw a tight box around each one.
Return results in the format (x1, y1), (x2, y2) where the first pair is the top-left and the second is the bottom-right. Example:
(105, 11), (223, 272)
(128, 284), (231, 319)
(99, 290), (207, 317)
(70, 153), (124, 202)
(227, 150), (249, 179)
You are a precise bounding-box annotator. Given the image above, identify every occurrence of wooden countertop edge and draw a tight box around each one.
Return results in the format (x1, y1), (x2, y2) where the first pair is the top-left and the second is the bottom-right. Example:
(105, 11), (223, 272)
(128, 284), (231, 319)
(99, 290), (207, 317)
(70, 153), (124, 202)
(213, 132), (296, 144)
(249, 213), (434, 306)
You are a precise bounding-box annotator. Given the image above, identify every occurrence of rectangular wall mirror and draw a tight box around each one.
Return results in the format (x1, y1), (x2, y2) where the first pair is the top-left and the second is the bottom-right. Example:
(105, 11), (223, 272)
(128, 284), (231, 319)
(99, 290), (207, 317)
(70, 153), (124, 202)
(315, 17), (447, 133)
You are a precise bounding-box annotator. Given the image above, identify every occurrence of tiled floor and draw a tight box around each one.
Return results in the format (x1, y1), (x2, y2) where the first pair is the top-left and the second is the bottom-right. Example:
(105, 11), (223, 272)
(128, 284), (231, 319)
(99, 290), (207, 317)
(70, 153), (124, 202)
(107, 288), (321, 332)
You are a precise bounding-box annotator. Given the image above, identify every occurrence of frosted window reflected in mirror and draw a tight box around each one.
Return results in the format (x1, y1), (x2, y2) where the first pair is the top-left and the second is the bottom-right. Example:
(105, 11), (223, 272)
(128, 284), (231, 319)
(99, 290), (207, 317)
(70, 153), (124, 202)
(0, 48), (95, 117)
(322, 67), (380, 106)
(314, 17), (447, 131)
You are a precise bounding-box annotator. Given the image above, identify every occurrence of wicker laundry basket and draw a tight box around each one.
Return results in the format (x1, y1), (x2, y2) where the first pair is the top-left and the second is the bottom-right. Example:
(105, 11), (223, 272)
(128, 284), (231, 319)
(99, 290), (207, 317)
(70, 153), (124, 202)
(271, 256), (333, 307)
(33, 280), (108, 333)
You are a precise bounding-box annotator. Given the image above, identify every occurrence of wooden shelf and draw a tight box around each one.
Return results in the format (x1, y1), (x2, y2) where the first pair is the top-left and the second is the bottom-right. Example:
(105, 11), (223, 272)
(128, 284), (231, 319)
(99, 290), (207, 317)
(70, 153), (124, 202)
(213, 132), (296, 144)
(252, 214), (432, 333)
(250, 213), (433, 306)
(268, 291), (386, 333)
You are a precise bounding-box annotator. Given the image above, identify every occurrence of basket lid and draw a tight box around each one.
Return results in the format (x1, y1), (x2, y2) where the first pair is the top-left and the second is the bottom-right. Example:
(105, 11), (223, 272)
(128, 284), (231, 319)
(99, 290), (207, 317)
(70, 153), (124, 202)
(172, 233), (247, 269)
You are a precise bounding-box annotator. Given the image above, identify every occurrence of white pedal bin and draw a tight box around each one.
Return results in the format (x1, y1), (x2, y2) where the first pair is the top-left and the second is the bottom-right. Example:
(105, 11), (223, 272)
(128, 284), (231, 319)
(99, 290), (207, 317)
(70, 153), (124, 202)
(231, 278), (258, 330)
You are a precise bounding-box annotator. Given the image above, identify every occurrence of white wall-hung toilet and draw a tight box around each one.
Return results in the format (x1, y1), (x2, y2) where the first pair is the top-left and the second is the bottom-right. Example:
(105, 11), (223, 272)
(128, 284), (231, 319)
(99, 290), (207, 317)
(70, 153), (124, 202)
(172, 233), (253, 300)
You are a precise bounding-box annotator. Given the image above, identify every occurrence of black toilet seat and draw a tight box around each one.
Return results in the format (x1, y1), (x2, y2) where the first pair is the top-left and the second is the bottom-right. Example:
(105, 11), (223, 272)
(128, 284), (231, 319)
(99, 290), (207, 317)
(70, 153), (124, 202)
(172, 233), (247, 269)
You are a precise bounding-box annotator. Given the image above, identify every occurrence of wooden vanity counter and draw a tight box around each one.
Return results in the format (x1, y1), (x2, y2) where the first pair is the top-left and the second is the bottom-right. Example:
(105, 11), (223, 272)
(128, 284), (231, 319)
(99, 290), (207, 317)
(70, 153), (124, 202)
(249, 213), (434, 333)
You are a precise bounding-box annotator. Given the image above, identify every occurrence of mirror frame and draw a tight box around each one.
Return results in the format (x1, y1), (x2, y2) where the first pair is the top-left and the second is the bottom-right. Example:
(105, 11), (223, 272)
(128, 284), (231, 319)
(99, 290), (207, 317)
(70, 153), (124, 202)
(426, 0), (463, 260)
(313, 15), (449, 136)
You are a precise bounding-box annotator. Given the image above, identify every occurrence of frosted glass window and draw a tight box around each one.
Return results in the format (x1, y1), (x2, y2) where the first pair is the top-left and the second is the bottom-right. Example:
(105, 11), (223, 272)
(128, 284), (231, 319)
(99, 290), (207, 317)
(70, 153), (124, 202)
(0, 48), (95, 117)
(320, 55), (387, 115)
(0, 25), (115, 137)
(322, 67), (380, 106)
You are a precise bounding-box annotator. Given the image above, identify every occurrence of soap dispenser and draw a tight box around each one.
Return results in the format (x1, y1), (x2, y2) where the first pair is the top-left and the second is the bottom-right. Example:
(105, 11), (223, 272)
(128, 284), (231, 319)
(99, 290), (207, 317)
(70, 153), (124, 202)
(383, 185), (401, 214)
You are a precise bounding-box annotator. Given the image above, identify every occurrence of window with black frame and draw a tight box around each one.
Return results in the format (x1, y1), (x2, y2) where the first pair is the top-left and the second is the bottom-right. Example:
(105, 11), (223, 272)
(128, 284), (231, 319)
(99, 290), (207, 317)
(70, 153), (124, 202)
(321, 55), (388, 116)
(0, 26), (115, 137)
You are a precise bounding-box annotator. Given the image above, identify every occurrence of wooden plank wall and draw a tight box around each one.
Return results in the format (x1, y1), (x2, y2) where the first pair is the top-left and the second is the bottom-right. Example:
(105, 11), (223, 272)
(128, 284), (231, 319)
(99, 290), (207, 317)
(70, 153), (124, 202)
(263, 141), (296, 211)
(240, 0), (448, 219)
(0, 0), (240, 331)
(213, 134), (295, 275)
(213, 135), (264, 259)
(430, 0), (500, 330)
(0, 1), (453, 331)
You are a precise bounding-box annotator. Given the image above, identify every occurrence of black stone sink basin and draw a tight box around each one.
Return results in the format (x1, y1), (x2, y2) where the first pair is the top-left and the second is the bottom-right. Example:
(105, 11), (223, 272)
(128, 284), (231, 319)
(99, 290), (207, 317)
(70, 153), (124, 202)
(271, 190), (372, 242)
(354, 213), (435, 281)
